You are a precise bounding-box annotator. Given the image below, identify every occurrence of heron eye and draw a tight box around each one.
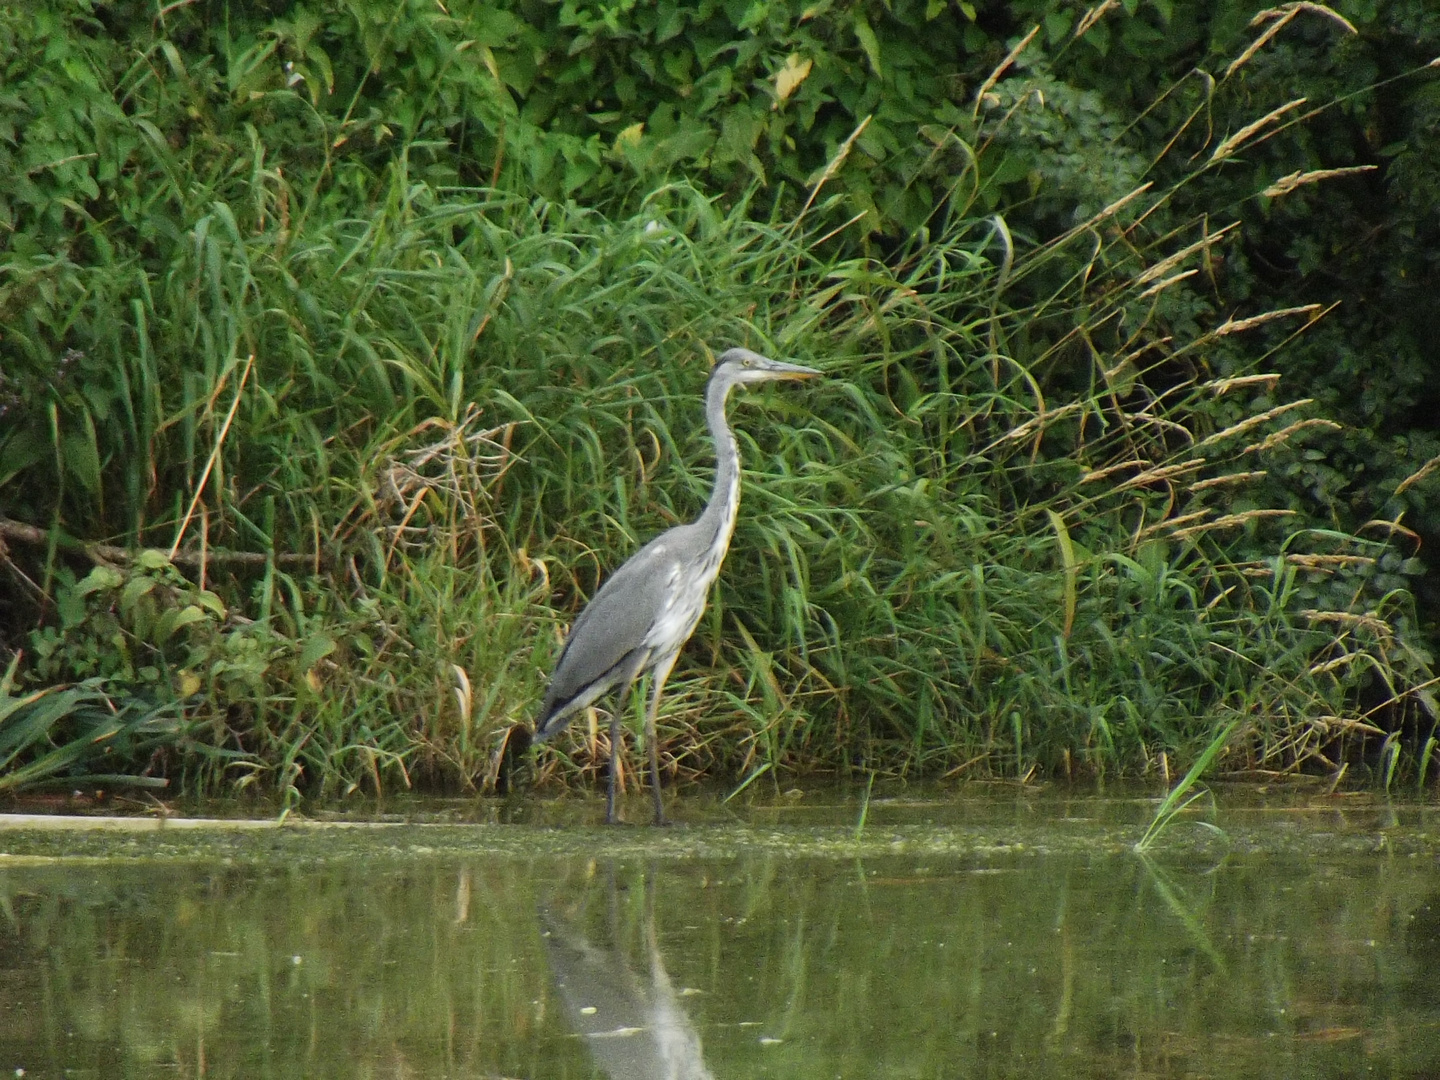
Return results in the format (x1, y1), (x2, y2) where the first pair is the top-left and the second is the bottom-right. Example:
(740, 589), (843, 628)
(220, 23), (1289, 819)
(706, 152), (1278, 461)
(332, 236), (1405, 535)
(743, 356), (755, 367)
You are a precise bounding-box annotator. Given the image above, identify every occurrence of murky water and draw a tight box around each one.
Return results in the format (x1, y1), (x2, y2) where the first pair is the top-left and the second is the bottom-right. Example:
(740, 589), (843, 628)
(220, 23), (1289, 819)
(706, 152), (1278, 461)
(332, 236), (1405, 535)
(3, 790), (1440, 1078)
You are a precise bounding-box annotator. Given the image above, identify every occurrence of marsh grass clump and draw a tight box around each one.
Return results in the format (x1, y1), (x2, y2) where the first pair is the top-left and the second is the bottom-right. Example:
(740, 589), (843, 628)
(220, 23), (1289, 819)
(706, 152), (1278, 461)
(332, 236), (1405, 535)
(0, 13), (1433, 802)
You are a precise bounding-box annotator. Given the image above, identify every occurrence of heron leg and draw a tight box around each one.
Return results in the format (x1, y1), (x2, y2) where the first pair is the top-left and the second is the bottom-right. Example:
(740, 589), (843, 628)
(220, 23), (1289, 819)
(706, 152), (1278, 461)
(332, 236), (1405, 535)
(607, 696), (630, 823)
(645, 650), (681, 825)
(605, 663), (646, 825)
(605, 705), (622, 825)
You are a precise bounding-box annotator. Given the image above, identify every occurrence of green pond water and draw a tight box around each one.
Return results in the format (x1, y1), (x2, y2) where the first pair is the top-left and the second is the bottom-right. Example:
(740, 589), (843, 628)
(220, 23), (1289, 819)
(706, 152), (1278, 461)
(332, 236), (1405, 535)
(3, 788), (1440, 1078)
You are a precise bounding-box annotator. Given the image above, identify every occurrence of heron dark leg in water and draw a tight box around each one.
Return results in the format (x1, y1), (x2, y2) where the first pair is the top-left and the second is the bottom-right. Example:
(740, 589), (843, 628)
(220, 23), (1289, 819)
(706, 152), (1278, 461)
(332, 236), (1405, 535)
(606, 699), (624, 825)
(643, 650), (681, 825)
(531, 348), (822, 824)
(603, 653), (648, 825)
(592, 649), (676, 825)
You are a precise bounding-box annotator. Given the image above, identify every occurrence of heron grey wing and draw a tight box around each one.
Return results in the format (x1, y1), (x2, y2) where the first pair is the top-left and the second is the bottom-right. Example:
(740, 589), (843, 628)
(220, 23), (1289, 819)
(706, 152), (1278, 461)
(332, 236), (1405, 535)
(538, 534), (684, 725)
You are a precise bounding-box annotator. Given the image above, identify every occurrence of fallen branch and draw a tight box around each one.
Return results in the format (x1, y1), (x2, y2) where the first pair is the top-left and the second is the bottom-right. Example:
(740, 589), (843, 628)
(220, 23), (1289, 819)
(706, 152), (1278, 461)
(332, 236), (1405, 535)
(0, 517), (320, 569)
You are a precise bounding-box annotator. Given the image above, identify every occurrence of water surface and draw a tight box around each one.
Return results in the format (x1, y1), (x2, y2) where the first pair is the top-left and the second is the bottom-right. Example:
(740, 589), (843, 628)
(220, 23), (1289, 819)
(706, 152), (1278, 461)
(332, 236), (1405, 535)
(2, 789), (1439, 1078)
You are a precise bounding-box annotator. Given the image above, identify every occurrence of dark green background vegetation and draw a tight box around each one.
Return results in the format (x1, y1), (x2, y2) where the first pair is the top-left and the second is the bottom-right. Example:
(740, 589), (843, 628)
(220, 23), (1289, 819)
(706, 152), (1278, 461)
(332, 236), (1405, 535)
(1, 0), (1437, 803)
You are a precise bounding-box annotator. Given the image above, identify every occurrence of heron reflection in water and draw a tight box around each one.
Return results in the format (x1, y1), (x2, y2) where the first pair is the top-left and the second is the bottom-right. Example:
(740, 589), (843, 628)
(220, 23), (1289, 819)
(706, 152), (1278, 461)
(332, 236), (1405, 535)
(539, 866), (715, 1080)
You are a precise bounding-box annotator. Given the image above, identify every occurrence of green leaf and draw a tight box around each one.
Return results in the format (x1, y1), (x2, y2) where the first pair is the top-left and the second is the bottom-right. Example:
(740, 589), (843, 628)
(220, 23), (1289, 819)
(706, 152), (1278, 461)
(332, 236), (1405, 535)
(136, 549), (172, 571)
(1046, 510), (1077, 640)
(0, 427), (48, 490)
(1044, 10), (1074, 43)
(987, 152), (1033, 186)
(853, 15), (883, 78)
(472, 7), (524, 47)
(76, 566), (124, 597)
(156, 605), (208, 643)
(298, 633), (338, 670)
(120, 574), (157, 609)
(655, 2), (684, 42)
(61, 429), (101, 494)
(716, 108), (764, 169)
(649, 123), (715, 168)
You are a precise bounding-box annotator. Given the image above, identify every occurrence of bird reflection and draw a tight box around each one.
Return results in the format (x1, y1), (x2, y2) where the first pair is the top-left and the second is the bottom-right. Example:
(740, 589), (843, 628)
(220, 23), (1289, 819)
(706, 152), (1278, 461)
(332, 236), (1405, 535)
(540, 866), (715, 1080)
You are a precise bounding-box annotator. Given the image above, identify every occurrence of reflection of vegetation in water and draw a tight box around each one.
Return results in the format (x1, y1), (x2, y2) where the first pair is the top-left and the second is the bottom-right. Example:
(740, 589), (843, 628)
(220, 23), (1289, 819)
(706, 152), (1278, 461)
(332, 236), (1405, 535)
(0, 830), (1437, 1077)
(0, 860), (552, 1079)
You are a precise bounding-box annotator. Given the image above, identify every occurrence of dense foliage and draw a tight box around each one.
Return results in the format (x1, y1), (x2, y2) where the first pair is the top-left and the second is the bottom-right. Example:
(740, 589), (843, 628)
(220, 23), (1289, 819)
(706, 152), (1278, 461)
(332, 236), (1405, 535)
(1, 0), (1437, 802)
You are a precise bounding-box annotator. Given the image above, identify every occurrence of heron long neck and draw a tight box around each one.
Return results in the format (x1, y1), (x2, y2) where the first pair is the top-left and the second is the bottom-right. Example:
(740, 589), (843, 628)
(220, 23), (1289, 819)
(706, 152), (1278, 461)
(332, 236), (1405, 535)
(696, 374), (741, 556)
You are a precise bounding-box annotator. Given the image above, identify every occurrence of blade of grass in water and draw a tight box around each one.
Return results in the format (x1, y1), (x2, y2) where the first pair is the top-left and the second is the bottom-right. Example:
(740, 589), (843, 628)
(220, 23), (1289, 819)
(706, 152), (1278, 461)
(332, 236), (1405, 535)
(1135, 719), (1241, 852)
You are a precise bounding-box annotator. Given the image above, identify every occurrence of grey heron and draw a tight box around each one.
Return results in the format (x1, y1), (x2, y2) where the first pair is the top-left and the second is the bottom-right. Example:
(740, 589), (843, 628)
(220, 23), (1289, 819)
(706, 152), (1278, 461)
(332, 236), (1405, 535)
(533, 348), (821, 824)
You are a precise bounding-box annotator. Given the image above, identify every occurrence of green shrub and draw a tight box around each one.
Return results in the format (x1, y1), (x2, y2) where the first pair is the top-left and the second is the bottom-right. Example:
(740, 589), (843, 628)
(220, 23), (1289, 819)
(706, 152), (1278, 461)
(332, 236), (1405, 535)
(1, 0), (1435, 799)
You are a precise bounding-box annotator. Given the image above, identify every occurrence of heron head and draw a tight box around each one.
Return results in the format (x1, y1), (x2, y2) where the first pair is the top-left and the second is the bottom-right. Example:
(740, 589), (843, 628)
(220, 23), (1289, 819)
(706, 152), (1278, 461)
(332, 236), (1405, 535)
(712, 347), (822, 386)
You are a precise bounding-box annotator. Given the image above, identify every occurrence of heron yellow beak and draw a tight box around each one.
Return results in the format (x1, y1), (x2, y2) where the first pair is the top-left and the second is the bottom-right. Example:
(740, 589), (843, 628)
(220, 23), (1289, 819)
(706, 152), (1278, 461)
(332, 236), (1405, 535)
(765, 361), (823, 380)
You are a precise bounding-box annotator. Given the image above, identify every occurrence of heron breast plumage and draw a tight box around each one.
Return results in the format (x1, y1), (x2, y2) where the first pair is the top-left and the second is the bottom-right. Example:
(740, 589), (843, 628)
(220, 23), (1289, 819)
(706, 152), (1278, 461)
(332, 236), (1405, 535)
(644, 529), (727, 659)
(641, 462), (739, 661)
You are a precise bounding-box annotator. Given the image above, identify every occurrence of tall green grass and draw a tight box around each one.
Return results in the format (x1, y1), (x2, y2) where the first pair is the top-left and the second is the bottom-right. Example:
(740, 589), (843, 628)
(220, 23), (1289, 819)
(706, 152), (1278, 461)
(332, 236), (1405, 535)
(2, 37), (1434, 801)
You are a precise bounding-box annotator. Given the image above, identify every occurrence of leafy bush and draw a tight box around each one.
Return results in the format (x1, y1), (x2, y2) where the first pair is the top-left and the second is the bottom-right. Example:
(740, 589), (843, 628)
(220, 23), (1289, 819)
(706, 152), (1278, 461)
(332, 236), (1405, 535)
(0, 0), (1436, 799)
(0, 654), (182, 794)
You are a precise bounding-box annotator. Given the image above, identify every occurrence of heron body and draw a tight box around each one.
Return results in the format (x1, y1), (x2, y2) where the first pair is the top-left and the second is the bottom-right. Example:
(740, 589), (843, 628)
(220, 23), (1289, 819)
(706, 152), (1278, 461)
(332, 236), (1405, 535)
(534, 348), (821, 824)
